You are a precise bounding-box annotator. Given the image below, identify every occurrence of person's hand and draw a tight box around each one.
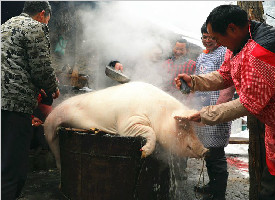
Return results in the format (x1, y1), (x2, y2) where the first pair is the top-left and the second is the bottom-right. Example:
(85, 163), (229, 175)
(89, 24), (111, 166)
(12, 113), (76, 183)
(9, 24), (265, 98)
(40, 89), (47, 97)
(186, 112), (201, 123)
(52, 88), (60, 99)
(174, 73), (192, 90)
(40, 88), (59, 99)
(32, 117), (43, 127)
(114, 63), (123, 72)
(174, 112), (201, 123)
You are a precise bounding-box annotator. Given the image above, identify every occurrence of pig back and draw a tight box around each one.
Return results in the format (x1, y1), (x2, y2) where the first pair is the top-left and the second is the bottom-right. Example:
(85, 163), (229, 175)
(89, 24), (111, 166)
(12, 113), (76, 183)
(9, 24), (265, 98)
(56, 82), (185, 135)
(89, 82), (184, 119)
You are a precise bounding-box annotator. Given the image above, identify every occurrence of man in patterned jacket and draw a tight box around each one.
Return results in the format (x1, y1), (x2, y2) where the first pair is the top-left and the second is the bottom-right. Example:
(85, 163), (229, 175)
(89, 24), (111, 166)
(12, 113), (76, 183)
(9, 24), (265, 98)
(175, 5), (275, 200)
(1, 2), (59, 199)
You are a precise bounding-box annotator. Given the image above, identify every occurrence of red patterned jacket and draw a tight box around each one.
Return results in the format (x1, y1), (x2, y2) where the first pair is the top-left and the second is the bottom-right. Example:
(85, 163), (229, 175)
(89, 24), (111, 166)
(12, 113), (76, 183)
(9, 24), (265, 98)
(218, 21), (275, 175)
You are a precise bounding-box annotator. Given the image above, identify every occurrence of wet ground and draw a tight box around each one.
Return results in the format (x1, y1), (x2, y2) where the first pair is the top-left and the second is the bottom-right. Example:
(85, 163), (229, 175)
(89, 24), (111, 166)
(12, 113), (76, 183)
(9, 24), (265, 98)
(18, 170), (65, 200)
(19, 143), (249, 200)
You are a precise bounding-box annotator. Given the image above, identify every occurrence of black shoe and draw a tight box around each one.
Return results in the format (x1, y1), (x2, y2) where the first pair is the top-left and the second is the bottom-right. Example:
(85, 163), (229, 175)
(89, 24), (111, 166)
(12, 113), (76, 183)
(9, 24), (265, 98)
(201, 194), (214, 200)
(194, 183), (211, 195)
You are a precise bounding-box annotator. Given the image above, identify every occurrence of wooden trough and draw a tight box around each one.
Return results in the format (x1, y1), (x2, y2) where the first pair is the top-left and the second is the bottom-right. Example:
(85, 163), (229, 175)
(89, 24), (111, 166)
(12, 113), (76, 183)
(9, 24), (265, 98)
(58, 127), (170, 200)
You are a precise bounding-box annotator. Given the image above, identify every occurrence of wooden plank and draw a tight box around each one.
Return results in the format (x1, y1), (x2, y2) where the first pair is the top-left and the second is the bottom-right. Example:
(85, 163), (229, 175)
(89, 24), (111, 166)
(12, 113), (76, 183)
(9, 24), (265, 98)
(229, 137), (249, 144)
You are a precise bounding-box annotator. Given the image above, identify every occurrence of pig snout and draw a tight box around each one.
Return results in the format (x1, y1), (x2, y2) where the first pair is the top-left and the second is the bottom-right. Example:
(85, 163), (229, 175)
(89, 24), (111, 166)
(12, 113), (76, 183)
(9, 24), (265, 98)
(187, 142), (209, 158)
(195, 146), (209, 158)
(201, 148), (209, 158)
(175, 127), (208, 158)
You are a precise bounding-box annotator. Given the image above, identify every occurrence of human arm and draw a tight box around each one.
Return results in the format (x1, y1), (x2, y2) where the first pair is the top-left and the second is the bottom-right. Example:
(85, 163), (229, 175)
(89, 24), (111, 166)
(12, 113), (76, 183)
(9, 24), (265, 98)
(190, 71), (230, 91)
(175, 71), (230, 92)
(216, 86), (235, 105)
(184, 98), (250, 125)
(175, 48), (235, 92)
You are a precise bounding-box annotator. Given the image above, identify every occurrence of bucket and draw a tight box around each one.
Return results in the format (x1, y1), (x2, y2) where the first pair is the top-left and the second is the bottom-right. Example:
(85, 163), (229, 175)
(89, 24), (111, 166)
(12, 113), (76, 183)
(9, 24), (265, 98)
(242, 124), (247, 131)
(59, 127), (170, 200)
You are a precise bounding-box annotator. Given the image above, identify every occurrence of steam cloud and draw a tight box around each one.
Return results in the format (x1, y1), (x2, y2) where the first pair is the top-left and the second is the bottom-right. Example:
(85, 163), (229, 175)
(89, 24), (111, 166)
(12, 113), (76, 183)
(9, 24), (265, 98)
(77, 2), (184, 91)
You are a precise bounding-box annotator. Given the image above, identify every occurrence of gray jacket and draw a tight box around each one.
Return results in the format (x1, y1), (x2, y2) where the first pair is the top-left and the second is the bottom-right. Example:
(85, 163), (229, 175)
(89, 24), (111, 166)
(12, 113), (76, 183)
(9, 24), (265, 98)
(1, 13), (58, 114)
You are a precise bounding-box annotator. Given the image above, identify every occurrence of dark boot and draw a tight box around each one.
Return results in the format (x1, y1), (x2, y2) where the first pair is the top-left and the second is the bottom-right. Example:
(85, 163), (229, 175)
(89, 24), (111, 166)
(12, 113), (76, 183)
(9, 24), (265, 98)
(194, 159), (214, 196)
(196, 147), (228, 200)
(195, 172), (227, 199)
(210, 172), (228, 200)
(194, 182), (211, 195)
(199, 193), (223, 200)
(259, 167), (275, 200)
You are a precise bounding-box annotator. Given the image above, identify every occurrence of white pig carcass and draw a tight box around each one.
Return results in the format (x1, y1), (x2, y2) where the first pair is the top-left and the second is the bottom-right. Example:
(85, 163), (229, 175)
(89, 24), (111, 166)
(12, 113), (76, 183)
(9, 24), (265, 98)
(44, 82), (208, 170)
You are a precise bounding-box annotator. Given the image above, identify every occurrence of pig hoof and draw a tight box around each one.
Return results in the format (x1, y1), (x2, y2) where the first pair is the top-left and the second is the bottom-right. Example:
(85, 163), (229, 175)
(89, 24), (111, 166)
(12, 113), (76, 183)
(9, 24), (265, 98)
(90, 128), (99, 134)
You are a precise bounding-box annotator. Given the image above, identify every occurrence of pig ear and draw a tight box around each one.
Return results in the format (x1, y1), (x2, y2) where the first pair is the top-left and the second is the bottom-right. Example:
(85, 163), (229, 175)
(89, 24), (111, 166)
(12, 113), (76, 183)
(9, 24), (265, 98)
(174, 115), (192, 130)
(173, 110), (205, 128)
(172, 109), (198, 128)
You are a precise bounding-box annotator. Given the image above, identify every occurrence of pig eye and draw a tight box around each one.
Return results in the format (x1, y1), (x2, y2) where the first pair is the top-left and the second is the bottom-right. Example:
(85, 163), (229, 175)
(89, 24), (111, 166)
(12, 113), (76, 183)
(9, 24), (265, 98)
(187, 145), (192, 150)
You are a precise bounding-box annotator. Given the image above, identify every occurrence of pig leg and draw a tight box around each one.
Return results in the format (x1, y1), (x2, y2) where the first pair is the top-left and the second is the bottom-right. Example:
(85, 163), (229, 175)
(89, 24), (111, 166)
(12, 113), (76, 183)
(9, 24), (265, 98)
(134, 125), (156, 158)
(44, 111), (62, 170)
(44, 103), (95, 171)
(118, 116), (156, 157)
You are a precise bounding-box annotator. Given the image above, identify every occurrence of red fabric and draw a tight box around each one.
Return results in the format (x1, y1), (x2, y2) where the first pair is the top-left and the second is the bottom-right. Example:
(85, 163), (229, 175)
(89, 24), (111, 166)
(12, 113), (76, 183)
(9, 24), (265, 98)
(37, 103), (52, 118)
(203, 49), (210, 54)
(251, 44), (275, 67)
(164, 58), (196, 87)
(218, 39), (275, 175)
(37, 93), (42, 103)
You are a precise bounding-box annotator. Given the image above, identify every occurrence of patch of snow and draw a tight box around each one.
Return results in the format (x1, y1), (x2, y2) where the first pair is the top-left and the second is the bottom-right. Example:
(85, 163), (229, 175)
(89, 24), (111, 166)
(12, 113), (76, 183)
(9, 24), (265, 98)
(231, 129), (249, 138)
(226, 130), (249, 155)
(225, 143), (248, 155)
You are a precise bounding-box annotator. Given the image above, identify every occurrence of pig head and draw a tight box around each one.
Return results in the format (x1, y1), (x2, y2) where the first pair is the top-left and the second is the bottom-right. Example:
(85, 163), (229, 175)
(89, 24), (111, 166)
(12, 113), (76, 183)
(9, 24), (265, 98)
(44, 82), (208, 170)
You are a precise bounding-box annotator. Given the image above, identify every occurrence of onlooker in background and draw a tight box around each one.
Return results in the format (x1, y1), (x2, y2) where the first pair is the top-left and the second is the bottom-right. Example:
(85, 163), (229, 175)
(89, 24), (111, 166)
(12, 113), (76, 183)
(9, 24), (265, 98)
(193, 22), (235, 200)
(175, 5), (275, 200)
(163, 38), (196, 96)
(1, 1), (59, 199)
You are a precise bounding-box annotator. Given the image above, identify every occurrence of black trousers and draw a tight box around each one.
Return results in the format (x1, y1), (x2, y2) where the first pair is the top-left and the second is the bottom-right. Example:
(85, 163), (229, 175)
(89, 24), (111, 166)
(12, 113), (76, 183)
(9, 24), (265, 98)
(205, 147), (227, 175)
(205, 147), (228, 198)
(259, 166), (275, 200)
(1, 110), (32, 200)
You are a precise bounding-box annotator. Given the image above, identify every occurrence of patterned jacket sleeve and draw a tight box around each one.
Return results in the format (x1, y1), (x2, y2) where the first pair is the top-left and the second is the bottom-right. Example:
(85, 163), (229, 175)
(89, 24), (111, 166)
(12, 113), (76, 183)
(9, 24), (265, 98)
(217, 49), (234, 87)
(26, 23), (58, 94)
(215, 47), (235, 105)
